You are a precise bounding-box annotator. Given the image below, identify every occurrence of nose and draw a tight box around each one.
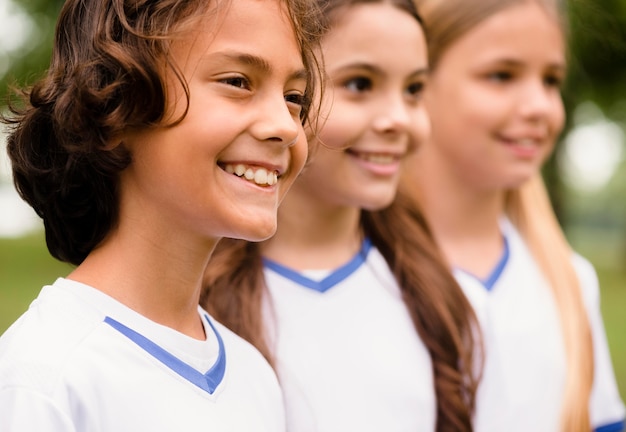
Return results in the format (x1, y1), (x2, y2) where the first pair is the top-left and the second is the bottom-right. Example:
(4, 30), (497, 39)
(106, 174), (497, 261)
(372, 93), (412, 136)
(519, 78), (563, 123)
(251, 93), (300, 147)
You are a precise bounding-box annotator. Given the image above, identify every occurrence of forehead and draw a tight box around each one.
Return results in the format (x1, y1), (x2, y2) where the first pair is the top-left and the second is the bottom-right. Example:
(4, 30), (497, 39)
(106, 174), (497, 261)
(323, 3), (425, 61)
(172, 0), (303, 69)
(446, 1), (565, 66)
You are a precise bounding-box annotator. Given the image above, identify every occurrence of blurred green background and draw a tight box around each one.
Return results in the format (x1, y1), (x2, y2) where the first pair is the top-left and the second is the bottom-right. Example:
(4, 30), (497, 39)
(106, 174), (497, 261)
(0, 0), (625, 400)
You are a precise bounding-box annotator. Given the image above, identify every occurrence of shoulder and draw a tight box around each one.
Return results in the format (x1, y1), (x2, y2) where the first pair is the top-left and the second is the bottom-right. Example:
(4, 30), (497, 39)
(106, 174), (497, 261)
(0, 279), (105, 394)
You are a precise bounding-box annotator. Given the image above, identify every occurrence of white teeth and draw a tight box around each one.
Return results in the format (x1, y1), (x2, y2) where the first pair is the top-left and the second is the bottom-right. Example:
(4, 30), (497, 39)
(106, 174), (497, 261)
(361, 154), (395, 164)
(254, 169), (267, 184)
(223, 164), (279, 186)
(355, 153), (396, 165)
(517, 139), (535, 147)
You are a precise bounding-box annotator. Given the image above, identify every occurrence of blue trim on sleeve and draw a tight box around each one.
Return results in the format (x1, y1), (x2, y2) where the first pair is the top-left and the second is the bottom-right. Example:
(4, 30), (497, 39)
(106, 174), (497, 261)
(595, 420), (625, 432)
(482, 236), (510, 291)
(104, 313), (226, 394)
(263, 238), (373, 293)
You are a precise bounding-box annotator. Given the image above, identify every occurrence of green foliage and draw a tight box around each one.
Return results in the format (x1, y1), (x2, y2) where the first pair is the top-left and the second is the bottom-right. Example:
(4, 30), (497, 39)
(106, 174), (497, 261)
(0, 0), (63, 104)
(565, 0), (626, 119)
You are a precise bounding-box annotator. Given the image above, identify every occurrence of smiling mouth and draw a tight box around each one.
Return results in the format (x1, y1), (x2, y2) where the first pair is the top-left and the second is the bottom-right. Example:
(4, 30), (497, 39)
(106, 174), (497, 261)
(222, 163), (279, 186)
(500, 136), (543, 147)
(347, 150), (401, 165)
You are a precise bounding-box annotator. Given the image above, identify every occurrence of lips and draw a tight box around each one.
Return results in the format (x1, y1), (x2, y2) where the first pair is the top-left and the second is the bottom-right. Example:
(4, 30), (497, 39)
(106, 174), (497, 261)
(499, 136), (544, 159)
(502, 137), (540, 147)
(346, 149), (403, 165)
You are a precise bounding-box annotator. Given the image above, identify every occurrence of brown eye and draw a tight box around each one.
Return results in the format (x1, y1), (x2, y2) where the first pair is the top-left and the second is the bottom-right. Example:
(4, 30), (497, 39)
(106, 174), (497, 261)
(544, 74), (563, 88)
(487, 71), (513, 82)
(406, 81), (424, 97)
(344, 77), (372, 92)
(220, 76), (250, 89)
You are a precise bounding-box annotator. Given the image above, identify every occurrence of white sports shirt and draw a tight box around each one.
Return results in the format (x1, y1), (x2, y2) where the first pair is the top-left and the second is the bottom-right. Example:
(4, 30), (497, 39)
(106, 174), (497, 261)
(456, 219), (625, 432)
(0, 278), (285, 432)
(263, 239), (436, 432)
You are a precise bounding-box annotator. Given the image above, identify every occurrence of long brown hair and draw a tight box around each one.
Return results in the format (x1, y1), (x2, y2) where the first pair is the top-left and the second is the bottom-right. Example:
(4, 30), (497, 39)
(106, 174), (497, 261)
(203, 1), (481, 430)
(204, 192), (481, 431)
(411, 0), (594, 430)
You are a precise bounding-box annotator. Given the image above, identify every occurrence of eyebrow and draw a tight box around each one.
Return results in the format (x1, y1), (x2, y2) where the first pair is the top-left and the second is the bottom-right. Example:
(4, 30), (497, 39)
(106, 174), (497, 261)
(208, 51), (308, 81)
(486, 58), (566, 71)
(332, 62), (429, 78)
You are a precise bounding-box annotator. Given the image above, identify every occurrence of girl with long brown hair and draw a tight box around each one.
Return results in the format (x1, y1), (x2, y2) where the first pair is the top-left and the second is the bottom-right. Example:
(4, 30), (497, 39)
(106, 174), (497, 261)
(202, 0), (481, 430)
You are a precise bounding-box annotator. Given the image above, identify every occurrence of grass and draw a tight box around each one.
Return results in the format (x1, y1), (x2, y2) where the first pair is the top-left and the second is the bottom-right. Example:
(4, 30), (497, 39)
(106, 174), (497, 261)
(598, 266), (626, 398)
(0, 229), (624, 399)
(0, 232), (72, 331)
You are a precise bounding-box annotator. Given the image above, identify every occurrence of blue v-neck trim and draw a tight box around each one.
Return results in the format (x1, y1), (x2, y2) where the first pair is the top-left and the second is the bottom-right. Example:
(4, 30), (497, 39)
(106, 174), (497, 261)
(482, 236), (510, 290)
(104, 313), (226, 394)
(459, 236), (510, 291)
(263, 238), (373, 293)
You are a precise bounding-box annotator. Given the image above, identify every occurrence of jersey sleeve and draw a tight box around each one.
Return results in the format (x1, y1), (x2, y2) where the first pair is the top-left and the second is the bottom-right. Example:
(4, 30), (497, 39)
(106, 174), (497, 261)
(572, 254), (626, 431)
(0, 387), (76, 432)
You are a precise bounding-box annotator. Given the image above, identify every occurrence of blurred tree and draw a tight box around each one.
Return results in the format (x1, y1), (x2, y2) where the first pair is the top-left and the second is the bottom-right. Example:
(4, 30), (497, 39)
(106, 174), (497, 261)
(544, 0), (626, 222)
(0, 0), (63, 103)
(566, 0), (626, 119)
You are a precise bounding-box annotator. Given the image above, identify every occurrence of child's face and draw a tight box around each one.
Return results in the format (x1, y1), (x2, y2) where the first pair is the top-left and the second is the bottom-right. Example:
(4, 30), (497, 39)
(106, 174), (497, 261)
(296, 3), (429, 212)
(424, 1), (566, 191)
(120, 0), (308, 242)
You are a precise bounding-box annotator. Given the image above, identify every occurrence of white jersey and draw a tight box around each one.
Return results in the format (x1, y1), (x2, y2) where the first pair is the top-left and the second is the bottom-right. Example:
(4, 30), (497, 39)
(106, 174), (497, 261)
(263, 239), (436, 432)
(0, 278), (285, 432)
(456, 219), (625, 432)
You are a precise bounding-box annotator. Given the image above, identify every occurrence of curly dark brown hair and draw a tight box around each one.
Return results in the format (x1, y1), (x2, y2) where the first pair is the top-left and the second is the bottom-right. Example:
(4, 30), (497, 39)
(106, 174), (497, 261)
(2, 0), (324, 266)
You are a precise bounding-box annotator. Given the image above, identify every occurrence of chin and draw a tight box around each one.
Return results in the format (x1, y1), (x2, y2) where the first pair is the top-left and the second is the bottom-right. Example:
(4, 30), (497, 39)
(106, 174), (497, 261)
(361, 195), (397, 212)
(502, 169), (541, 189)
(235, 221), (278, 243)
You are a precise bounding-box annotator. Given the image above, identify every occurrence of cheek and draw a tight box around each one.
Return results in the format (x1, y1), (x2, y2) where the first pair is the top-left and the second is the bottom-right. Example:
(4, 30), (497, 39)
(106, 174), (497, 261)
(317, 121), (348, 149)
(316, 100), (369, 149)
(551, 99), (566, 135)
(292, 131), (309, 175)
(409, 108), (431, 152)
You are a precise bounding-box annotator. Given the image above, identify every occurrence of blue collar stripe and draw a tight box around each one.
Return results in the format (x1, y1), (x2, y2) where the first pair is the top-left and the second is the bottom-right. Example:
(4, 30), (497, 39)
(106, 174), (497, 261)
(263, 238), (373, 293)
(595, 420), (625, 432)
(104, 314), (226, 394)
(482, 236), (510, 291)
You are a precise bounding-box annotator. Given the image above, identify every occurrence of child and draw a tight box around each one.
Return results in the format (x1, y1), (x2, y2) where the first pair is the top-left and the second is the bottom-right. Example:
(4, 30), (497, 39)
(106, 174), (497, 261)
(404, 0), (626, 431)
(0, 0), (322, 430)
(202, 0), (481, 430)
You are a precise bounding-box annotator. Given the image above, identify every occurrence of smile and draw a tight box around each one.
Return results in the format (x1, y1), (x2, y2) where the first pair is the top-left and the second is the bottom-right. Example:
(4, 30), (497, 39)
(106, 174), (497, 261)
(223, 163), (279, 186)
(506, 138), (539, 147)
(348, 151), (401, 165)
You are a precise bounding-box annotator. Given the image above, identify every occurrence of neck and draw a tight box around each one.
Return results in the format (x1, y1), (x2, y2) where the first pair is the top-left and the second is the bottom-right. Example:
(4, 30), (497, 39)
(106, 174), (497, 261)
(69, 221), (216, 340)
(262, 182), (363, 271)
(404, 150), (507, 279)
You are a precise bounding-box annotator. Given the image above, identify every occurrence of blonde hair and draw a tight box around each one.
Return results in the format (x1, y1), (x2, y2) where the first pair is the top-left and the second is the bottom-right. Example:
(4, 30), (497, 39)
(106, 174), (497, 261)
(414, 0), (594, 429)
(506, 175), (593, 432)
